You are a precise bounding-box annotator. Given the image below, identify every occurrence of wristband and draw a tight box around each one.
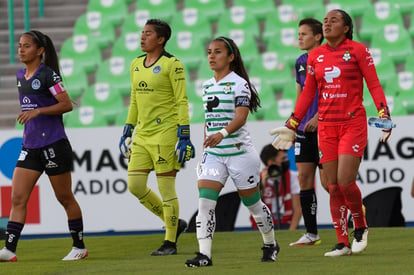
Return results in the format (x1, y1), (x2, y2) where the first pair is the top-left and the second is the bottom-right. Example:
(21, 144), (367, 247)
(219, 128), (229, 138)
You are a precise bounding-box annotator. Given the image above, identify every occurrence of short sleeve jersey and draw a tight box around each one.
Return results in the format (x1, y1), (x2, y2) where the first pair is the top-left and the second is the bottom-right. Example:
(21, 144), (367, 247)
(126, 51), (189, 145)
(16, 64), (68, 148)
(294, 39), (387, 124)
(202, 71), (254, 156)
(295, 53), (318, 131)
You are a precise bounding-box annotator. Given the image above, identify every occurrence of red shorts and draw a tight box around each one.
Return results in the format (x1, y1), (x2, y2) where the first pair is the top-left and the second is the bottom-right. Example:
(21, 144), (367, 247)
(318, 118), (367, 164)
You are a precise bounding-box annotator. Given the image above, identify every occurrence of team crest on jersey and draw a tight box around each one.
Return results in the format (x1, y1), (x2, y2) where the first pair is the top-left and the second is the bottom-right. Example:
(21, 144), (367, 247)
(153, 65), (161, 74)
(31, 79), (41, 90)
(343, 50), (351, 61)
(223, 82), (232, 94)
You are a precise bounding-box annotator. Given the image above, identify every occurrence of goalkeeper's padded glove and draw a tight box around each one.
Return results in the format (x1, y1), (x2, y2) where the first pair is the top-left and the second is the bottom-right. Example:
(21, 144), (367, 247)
(175, 125), (195, 165)
(378, 103), (392, 143)
(269, 126), (295, 150)
(269, 113), (300, 150)
(119, 124), (134, 158)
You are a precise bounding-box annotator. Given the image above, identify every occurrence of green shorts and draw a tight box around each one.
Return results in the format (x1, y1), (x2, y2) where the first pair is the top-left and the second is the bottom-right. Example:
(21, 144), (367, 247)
(128, 142), (181, 173)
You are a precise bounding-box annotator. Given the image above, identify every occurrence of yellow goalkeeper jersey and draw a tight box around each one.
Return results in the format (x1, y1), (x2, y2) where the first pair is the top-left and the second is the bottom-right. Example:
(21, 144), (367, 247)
(126, 51), (189, 145)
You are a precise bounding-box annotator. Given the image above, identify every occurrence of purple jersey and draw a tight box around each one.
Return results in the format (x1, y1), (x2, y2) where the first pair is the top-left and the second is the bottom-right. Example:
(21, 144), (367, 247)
(295, 53), (318, 132)
(16, 64), (68, 148)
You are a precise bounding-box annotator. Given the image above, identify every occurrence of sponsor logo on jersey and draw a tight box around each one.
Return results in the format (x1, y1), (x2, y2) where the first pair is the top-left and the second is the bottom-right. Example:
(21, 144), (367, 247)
(323, 66), (341, 83)
(31, 79), (41, 90)
(298, 65), (305, 72)
(17, 81), (21, 87)
(316, 54), (324, 62)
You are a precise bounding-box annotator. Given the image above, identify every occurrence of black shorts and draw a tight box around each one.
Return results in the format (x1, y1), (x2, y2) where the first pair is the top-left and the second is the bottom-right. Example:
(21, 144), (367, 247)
(294, 130), (320, 166)
(16, 139), (73, 176)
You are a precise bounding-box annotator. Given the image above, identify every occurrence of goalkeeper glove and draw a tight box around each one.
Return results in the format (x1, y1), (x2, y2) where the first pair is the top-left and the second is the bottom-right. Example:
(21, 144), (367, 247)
(378, 104), (392, 143)
(269, 113), (300, 150)
(175, 125), (195, 165)
(119, 124), (134, 158)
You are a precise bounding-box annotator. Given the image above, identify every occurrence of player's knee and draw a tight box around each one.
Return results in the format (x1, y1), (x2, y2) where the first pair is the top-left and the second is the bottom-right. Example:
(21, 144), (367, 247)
(128, 172), (149, 198)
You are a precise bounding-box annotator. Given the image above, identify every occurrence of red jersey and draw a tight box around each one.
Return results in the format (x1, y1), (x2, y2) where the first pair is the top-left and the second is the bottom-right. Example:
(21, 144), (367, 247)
(294, 39), (388, 124)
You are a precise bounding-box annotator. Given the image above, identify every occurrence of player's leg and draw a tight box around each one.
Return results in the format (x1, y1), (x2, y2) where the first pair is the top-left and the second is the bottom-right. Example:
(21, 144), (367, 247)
(231, 149), (279, 262)
(337, 122), (368, 254)
(0, 167), (40, 262)
(128, 144), (163, 219)
(185, 181), (220, 267)
(185, 153), (226, 267)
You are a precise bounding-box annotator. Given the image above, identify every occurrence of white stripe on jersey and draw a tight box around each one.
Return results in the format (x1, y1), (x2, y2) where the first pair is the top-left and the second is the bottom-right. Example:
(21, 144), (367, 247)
(202, 71), (254, 156)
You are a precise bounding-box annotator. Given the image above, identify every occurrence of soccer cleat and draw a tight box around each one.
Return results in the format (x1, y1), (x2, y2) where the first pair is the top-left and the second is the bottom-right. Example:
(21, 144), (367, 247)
(289, 233), (321, 246)
(176, 219), (188, 243)
(62, 247), (88, 261)
(352, 227), (368, 254)
(151, 240), (177, 256)
(261, 242), (280, 262)
(185, 252), (212, 267)
(0, 247), (17, 262)
(324, 243), (351, 257)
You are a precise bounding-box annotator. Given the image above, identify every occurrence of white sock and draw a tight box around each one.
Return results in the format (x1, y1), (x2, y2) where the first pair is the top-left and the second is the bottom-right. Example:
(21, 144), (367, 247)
(196, 198), (217, 259)
(247, 200), (276, 246)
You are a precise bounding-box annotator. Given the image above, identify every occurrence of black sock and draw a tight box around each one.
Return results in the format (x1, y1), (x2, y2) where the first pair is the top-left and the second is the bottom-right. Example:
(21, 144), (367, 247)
(68, 218), (85, 249)
(300, 189), (318, 235)
(5, 221), (24, 253)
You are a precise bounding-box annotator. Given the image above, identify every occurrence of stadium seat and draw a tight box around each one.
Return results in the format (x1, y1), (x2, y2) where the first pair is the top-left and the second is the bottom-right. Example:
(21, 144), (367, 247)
(59, 58), (88, 100)
(216, 6), (261, 67)
(81, 83), (125, 125)
(408, 9), (414, 39)
(64, 107), (108, 128)
(166, 31), (206, 72)
(359, 2), (405, 42)
(279, 0), (325, 18)
(326, 0), (372, 18)
(135, 0), (177, 23)
(393, 0), (414, 15)
(232, 0), (276, 21)
(369, 24), (413, 65)
(112, 32), (143, 63)
(95, 57), (131, 97)
(169, 8), (213, 44)
(369, 48), (397, 89)
(249, 52), (294, 93)
(264, 28), (302, 68)
(183, 0), (226, 23)
(59, 35), (102, 74)
(386, 95), (409, 116)
(87, 0), (128, 27)
(114, 106), (129, 126)
(387, 71), (414, 96)
(120, 10), (147, 38)
(73, 12), (116, 50)
(262, 6), (301, 45)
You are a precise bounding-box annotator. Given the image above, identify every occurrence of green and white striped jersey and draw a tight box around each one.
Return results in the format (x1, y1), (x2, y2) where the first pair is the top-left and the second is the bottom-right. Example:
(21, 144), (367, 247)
(202, 71), (254, 157)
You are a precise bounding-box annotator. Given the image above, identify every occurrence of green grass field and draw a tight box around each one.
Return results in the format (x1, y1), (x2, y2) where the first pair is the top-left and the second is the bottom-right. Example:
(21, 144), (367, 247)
(1, 227), (413, 274)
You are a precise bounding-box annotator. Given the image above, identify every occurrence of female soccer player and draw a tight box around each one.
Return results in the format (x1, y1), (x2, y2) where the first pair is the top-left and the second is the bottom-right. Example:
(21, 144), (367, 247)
(0, 30), (87, 262)
(289, 18), (327, 247)
(271, 9), (392, 256)
(118, 19), (194, 256)
(185, 37), (279, 267)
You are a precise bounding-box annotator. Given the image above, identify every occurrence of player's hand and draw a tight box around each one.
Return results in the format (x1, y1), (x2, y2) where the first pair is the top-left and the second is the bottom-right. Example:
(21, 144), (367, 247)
(119, 124), (134, 158)
(175, 125), (195, 165)
(269, 126), (295, 150)
(378, 104), (392, 143)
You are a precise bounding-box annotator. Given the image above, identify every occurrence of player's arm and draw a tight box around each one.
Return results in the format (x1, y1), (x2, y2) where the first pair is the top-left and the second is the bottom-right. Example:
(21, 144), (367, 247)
(171, 58), (195, 164)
